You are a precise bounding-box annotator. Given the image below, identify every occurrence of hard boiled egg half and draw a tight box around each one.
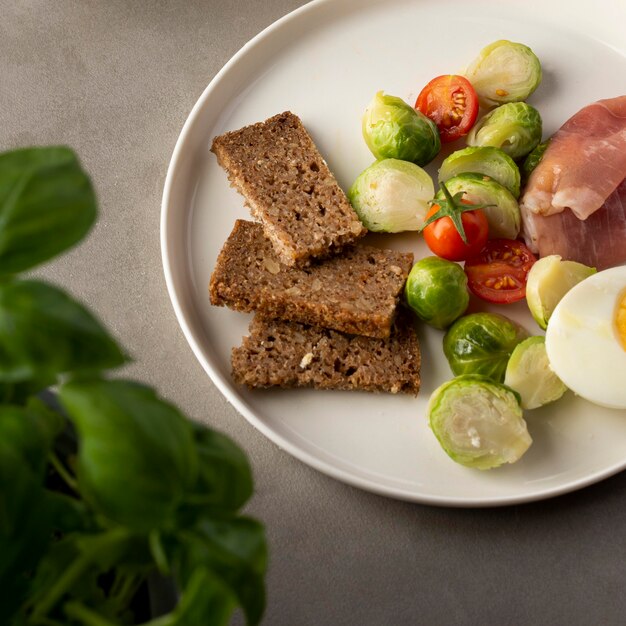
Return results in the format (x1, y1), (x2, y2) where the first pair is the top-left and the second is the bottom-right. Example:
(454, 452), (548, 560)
(545, 265), (626, 409)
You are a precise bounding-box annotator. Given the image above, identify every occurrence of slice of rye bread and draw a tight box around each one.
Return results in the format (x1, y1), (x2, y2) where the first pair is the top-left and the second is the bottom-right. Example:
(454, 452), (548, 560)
(209, 220), (414, 339)
(211, 111), (367, 267)
(231, 311), (421, 394)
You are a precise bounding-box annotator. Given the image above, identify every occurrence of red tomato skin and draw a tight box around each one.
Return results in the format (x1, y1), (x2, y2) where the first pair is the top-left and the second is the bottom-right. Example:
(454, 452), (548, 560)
(422, 205), (489, 262)
(415, 75), (479, 143)
(464, 239), (537, 304)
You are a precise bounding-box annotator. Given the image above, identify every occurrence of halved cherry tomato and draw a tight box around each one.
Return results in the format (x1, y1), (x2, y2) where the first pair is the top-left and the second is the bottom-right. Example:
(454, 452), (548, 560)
(464, 239), (537, 304)
(422, 201), (488, 262)
(415, 75), (479, 143)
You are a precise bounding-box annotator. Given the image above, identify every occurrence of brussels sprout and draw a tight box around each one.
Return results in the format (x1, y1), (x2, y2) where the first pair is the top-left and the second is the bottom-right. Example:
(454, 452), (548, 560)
(464, 40), (542, 108)
(438, 146), (521, 198)
(404, 257), (468, 329)
(427, 375), (531, 469)
(443, 312), (529, 382)
(362, 91), (441, 166)
(526, 255), (597, 330)
(348, 159), (434, 232)
(435, 173), (520, 240)
(522, 140), (549, 180)
(467, 103), (542, 160)
(504, 336), (567, 409)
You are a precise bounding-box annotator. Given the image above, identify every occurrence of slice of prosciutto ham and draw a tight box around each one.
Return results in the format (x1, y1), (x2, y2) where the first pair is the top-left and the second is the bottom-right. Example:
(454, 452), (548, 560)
(520, 96), (626, 270)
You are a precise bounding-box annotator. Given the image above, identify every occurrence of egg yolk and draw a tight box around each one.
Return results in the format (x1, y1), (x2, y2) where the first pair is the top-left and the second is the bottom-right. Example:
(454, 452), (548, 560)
(616, 288), (626, 352)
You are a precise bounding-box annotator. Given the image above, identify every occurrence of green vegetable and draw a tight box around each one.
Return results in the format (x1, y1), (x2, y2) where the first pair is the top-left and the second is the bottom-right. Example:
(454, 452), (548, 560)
(188, 424), (254, 513)
(0, 147), (96, 276)
(504, 336), (567, 409)
(362, 91), (441, 166)
(177, 517), (267, 625)
(60, 379), (198, 531)
(438, 146), (521, 198)
(0, 401), (67, 616)
(427, 375), (531, 469)
(0, 146), (267, 626)
(464, 40), (542, 108)
(522, 140), (549, 180)
(467, 102), (543, 160)
(435, 173), (520, 240)
(0, 279), (127, 385)
(150, 566), (237, 626)
(348, 159), (434, 232)
(405, 257), (469, 329)
(443, 312), (529, 382)
(525, 254), (597, 329)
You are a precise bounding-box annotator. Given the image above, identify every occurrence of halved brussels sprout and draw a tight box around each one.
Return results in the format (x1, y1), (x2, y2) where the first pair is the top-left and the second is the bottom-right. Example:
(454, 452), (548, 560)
(504, 336), (567, 409)
(348, 159), (434, 232)
(438, 146), (521, 198)
(526, 255), (597, 330)
(464, 40), (542, 108)
(522, 140), (549, 181)
(467, 103), (542, 160)
(427, 375), (531, 470)
(443, 312), (529, 382)
(405, 257), (469, 329)
(362, 91), (441, 166)
(435, 173), (520, 240)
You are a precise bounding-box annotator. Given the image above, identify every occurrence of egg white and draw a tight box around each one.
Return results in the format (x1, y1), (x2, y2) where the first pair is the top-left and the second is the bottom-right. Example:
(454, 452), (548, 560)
(545, 265), (626, 410)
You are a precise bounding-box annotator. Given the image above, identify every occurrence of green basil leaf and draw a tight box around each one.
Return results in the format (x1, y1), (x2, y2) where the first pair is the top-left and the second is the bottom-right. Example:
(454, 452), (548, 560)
(0, 405), (55, 622)
(27, 397), (66, 447)
(0, 400), (60, 487)
(27, 534), (122, 623)
(168, 566), (237, 626)
(0, 146), (96, 275)
(0, 376), (54, 405)
(74, 527), (137, 571)
(24, 535), (81, 616)
(148, 566), (236, 626)
(59, 379), (198, 531)
(0, 400), (89, 624)
(42, 491), (91, 535)
(177, 517), (267, 626)
(0, 279), (127, 383)
(188, 426), (254, 513)
(27, 529), (150, 624)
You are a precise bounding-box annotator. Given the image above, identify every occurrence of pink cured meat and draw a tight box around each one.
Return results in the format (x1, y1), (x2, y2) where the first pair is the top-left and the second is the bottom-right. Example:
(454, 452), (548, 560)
(521, 96), (626, 219)
(520, 96), (626, 269)
(520, 179), (626, 271)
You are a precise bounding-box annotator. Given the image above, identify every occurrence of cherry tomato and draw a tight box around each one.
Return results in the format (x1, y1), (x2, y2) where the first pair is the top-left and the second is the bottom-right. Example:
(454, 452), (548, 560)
(415, 75), (479, 143)
(464, 239), (537, 304)
(422, 201), (488, 262)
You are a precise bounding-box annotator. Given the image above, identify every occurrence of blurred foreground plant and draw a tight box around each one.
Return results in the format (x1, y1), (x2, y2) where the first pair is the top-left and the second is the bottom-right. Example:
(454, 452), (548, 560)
(0, 147), (266, 625)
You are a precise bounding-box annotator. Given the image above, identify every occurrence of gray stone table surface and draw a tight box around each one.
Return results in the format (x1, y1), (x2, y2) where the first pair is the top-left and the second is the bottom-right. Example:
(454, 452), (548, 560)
(2, 1), (626, 624)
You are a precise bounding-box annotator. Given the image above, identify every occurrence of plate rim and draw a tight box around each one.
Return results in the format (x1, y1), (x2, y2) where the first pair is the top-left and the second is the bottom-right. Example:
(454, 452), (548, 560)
(160, 0), (626, 507)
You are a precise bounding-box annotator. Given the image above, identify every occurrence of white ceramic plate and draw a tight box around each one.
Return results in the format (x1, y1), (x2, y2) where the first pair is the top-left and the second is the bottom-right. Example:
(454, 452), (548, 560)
(161, 0), (626, 506)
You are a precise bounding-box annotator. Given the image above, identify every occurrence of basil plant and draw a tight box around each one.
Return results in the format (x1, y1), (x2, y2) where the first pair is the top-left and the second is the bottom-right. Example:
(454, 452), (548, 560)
(0, 147), (267, 626)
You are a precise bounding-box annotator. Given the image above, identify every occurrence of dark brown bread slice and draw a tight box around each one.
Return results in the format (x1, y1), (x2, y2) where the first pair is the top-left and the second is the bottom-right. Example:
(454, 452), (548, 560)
(232, 310), (421, 394)
(211, 111), (366, 267)
(210, 220), (414, 339)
